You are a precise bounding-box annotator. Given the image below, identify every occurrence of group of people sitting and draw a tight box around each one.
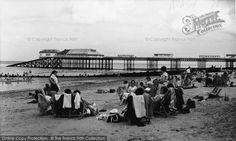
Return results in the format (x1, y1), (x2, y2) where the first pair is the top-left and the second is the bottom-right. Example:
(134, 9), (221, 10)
(205, 72), (231, 87)
(27, 70), (98, 118)
(29, 84), (98, 117)
(117, 66), (187, 126)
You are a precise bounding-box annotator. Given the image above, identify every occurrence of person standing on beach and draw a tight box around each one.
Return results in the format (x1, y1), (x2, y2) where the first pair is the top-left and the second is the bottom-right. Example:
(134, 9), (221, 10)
(186, 66), (192, 80)
(49, 70), (60, 93)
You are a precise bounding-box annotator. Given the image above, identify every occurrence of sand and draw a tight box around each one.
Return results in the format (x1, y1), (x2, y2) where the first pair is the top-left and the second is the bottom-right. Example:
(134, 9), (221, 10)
(0, 77), (236, 141)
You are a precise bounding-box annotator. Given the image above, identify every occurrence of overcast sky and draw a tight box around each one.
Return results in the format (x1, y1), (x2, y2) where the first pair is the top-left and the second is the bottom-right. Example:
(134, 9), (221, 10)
(0, 0), (235, 61)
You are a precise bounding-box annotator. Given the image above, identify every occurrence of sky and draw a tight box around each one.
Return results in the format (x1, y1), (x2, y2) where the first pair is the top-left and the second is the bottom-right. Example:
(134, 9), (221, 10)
(0, 0), (235, 61)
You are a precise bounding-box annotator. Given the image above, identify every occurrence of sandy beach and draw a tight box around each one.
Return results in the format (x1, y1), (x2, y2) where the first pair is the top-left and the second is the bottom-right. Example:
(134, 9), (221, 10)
(0, 76), (236, 141)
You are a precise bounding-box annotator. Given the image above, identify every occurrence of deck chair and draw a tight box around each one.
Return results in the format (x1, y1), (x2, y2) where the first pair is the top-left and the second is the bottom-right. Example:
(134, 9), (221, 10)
(207, 88), (222, 99)
(154, 93), (171, 118)
(211, 87), (218, 93)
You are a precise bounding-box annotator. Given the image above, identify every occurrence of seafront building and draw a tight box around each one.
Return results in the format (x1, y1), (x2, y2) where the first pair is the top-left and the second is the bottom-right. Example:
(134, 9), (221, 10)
(117, 55), (136, 58)
(39, 49), (60, 58)
(154, 53), (173, 58)
(226, 54), (236, 58)
(199, 55), (221, 58)
(56, 49), (104, 58)
(39, 49), (104, 58)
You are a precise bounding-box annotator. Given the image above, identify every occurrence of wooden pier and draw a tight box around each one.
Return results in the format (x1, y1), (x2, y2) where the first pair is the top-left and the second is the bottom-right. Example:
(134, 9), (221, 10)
(7, 56), (236, 70)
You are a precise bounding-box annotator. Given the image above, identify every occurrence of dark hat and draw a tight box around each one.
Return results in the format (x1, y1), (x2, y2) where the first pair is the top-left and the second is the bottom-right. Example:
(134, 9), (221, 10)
(161, 66), (167, 72)
(64, 89), (72, 94)
(52, 70), (58, 74)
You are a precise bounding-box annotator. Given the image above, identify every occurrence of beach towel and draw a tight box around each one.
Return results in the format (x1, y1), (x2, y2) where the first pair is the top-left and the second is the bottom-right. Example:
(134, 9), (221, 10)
(131, 93), (146, 118)
(125, 96), (145, 126)
(74, 92), (81, 109)
(63, 93), (72, 108)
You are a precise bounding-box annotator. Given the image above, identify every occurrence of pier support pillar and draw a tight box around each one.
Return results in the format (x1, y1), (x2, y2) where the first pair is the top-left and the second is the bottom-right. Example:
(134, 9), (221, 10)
(170, 60), (181, 70)
(197, 59), (206, 69)
(147, 59), (158, 71)
(225, 60), (234, 69)
(124, 59), (134, 70)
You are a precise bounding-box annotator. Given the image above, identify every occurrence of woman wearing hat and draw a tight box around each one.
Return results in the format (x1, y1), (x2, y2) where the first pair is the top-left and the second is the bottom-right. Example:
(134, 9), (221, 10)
(49, 70), (60, 93)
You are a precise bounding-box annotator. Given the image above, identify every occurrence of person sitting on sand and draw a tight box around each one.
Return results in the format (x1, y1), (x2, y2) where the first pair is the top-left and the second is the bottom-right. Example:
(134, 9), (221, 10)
(117, 81), (130, 105)
(122, 80), (129, 93)
(128, 80), (138, 93)
(158, 66), (169, 95)
(213, 73), (221, 87)
(205, 73), (213, 87)
(160, 66), (169, 86)
(37, 90), (52, 115)
(43, 83), (51, 96)
(144, 81), (153, 93)
(167, 83), (177, 111)
(49, 70), (60, 92)
(139, 82), (146, 89)
(221, 72), (230, 86)
(28, 90), (41, 103)
(151, 86), (168, 115)
(145, 76), (152, 86)
(148, 79), (159, 97)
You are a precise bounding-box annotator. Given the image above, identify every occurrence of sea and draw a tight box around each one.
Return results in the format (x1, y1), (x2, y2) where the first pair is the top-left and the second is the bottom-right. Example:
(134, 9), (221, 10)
(0, 61), (227, 92)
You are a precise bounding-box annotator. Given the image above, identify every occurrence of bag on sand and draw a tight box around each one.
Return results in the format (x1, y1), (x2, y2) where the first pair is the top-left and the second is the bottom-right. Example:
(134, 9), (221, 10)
(182, 105), (190, 114)
(186, 98), (196, 108)
(107, 113), (121, 123)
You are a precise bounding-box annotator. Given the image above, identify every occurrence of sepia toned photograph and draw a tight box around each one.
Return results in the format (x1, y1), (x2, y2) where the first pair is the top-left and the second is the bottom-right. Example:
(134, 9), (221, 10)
(0, 0), (236, 141)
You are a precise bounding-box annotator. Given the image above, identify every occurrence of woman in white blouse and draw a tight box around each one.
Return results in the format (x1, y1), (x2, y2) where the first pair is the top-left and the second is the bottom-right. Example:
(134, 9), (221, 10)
(128, 80), (138, 93)
(49, 70), (60, 92)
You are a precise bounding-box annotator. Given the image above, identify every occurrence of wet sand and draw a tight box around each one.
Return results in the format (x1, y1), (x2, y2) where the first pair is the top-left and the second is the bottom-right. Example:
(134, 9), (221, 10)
(0, 77), (236, 141)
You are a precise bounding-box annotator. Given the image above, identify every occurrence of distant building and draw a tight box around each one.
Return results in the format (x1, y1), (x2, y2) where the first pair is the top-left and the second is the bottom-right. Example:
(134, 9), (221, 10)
(154, 53), (173, 58)
(199, 55), (220, 58)
(117, 54), (136, 58)
(39, 49), (60, 58)
(56, 49), (104, 58)
(226, 54), (236, 58)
